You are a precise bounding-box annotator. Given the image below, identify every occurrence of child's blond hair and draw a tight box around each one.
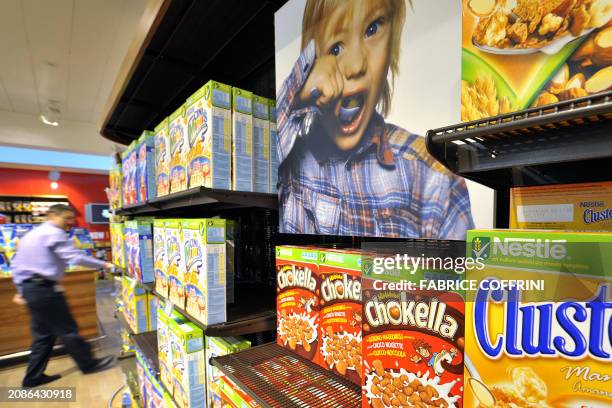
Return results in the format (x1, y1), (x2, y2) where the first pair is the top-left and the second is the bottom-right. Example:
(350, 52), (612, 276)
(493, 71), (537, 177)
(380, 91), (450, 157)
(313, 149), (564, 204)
(301, 0), (407, 117)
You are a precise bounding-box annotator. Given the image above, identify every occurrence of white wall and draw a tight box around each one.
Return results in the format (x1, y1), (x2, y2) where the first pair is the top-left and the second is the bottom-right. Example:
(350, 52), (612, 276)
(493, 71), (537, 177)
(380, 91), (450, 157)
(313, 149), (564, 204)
(0, 110), (118, 156)
(275, 0), (494, 229)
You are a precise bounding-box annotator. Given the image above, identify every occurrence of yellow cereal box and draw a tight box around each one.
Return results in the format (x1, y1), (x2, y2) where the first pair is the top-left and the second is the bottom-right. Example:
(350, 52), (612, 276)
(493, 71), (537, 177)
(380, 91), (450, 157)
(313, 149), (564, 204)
(154, 219), (168, 298)
(166, 219), (186, 308)
(169, 106), (188, 194)
(510, 182), (612, 231)
(465, 230), (612, 408)
(155, 117), (170, 197)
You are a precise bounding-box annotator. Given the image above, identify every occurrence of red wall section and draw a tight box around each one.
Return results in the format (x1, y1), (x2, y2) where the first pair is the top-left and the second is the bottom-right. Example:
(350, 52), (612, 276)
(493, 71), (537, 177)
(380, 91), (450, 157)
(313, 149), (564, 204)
(0, 167), (109, 234)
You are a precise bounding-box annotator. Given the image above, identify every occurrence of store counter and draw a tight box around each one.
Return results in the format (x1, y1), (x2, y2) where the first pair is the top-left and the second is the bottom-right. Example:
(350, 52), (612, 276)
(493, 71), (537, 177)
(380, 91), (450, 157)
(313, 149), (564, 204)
(0, 268), (99, 356)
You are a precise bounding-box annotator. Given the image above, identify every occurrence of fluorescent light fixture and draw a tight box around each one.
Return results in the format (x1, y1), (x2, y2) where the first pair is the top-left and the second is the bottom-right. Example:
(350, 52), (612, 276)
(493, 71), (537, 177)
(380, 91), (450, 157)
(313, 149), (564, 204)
(40, 115), (59, 127)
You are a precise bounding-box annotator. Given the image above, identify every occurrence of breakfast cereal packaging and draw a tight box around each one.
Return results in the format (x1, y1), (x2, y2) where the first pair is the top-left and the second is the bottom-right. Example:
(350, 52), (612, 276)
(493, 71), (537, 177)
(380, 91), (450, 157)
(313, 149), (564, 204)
(231, 87), (253, 192)
(218, 375), (261, 408)
(185, 80), (232, 190)
(226, 219), (236, 304)
(148, 376), (165, 408)
(137, 130), (156, 202)
(154, 219), (168, 298)
(205, 336), (251, 407)
(276, 246), (319, 361)
(157, 299), (187, 396)
(166, 219), (186, 308)
(318, 249), (365, 385)
(510, 182), (612, 231)
(136, 351), (147, 407)
(182, 218), (227, 325)
(252, 95), (270, 193)
(465, 229), (612, 408)
(109, 164), (122, 209)
(155, 117), (170, 197)
(169, 105), (188, 194)
(362, 259), (465, 408)
(122, 276), (150, 334)
(269, 98), (278, 194)
(125, 219), (154, 283)
(169, 321), (206, 408)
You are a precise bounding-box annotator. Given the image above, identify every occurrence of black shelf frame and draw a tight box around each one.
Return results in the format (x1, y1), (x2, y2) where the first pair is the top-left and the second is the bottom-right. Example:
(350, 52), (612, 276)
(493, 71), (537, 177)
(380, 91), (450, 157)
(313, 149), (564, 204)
(131, 331), (159, 377)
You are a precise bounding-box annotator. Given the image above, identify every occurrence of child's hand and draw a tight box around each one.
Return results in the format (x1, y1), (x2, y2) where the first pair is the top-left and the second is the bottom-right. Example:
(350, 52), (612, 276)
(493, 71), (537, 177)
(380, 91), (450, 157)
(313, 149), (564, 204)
(299, 55), (344, 110)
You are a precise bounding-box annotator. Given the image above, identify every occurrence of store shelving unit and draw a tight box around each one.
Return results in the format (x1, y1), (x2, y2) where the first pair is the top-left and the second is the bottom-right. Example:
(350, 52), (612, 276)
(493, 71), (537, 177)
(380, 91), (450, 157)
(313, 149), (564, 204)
(131, 332), (159, 377)
(211, 343), (361, 408)
(426, 91), (612, 226)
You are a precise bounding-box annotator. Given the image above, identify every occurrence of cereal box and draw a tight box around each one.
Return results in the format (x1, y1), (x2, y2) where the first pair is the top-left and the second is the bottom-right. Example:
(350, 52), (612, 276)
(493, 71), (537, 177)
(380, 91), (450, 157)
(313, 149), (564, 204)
(218, 375), (261, 408)
(148, 376), (165, 408)
(169, 321), (206, 408)
(205, 336), (251, 407)
(226, 219), (236, 304)
(137, 130), (156, 202)
(157, 299), (187, 395)
(318, 249), (365, 385)
(465, 229), (612, 408)
(268, 98), (278, 194)
(155, 117), (170, 197)
(166, 219), (186, 307)
(110, 222), (126, 268)
(123, 141), (138, 205)
(122, 276), (149, 334)
(154, 219), (168, 298)
(136, 351), (148, 407)
(147, 293), (158, 331)
(185, 80), (232, 190)
(362, 257), (465, 408)
(276, 246), (319, 361)
(231, 87), (253, 192)
(121, 148), (131, 206)
(182, 218), (227, 325)
(125, 220), (154, 283)
(109, 163), (122, 210)
(510, 182), (612, 231)
(169, 105), (188, 194)
(252, 95), (270, 193)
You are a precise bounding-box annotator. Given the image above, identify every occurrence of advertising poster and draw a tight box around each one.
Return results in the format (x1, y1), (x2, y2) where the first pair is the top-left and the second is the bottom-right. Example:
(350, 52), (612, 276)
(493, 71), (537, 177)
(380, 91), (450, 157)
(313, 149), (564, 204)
(274, 0), (483, 239)
(462, 0), (612, 121)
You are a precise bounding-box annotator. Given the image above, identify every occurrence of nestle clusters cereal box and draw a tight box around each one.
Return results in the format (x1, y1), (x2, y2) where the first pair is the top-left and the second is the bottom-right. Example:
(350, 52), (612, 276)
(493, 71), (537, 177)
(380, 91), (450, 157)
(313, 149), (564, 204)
(252, 95), (270, 193)
(122, 276), (150, 334)
(166, 219), (186, 307)
(157, 299), (187, 397)
(318, 249), (364, 385)
(125, 219), (154, 284)
(109, 163), (122, 210)
(121, 145), (137, 206)
(269, 98), (278, 194)
(155, 117), (170, 197)
(231, 87), (253, 192)
(169, 321), (206, 408)
(205, 336), (251, 407)
(362, 257), (465, 408)
(137, 130), (156, 202)
(169, 105), (188, 194)
(465, 229), (612, 408)
(276, 246), (319, 361)
(185, 80), (232, 190)
(154, 219), (168, 297)
(510, 182), (612, 231)
(182, 218), (227, 325)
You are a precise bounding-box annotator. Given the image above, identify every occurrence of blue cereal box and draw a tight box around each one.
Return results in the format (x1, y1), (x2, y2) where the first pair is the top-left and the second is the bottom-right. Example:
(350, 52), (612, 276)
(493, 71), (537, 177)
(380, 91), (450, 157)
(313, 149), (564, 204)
(125, 220), (154, 283)
(137, 130), (157, 202)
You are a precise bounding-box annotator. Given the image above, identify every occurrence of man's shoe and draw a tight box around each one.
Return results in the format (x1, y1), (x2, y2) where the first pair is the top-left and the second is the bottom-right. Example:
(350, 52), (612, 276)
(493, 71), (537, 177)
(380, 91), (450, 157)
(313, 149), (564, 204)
(83, 356), (115, 374)
(22, 374), (61, 388)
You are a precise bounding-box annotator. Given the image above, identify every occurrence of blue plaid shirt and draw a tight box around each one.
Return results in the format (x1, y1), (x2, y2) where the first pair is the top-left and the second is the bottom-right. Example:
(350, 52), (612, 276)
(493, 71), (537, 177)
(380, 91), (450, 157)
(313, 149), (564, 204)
(277, 41), (474, 239)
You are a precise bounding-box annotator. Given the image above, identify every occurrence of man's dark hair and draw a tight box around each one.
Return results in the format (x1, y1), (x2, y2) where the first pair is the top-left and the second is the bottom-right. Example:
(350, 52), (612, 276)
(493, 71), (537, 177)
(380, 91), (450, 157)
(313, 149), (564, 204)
(48, 204), (75, 215)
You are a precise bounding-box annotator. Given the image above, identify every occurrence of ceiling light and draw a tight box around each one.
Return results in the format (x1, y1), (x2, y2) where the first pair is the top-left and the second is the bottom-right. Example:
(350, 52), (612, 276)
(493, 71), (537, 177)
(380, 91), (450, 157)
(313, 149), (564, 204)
(50, 181), (59, 190)
(40, 115), (59, 127)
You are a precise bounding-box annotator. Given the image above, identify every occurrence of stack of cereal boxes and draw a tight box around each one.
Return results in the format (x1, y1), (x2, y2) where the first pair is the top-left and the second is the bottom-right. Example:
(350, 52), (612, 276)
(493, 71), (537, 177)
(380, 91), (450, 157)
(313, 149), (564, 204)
(185, 80), (232, 190)
(252, 95), (270, 193)
(137, 130), (157, 202)
(155, 118), (170, 197)
(108, 163), (123, 210)
(110, 222), (126, 268)
(165, 219), (185, 307)
(157, 299), (187, 398)
(122, 275), (157, 334)
(169, 105), (188, 194)
(231, 87), (253, 192)
(205, 336), (251, 407)
(153, 219), (168, 297)
(124, 219), (154, 283)
(268, 99), (278, 194)
(169, 320), (206, 408)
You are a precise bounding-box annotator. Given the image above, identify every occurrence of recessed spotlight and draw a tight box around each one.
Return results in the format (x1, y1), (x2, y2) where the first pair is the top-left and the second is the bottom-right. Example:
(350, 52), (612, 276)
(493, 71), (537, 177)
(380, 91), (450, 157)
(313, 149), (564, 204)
(40, 115), (59, 127)
(50, 181), (59, 190)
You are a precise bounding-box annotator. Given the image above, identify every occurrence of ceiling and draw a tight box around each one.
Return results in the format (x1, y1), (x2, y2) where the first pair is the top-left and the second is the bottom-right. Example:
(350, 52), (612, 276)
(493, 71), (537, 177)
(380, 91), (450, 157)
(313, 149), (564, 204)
(0, 0), (147, 155)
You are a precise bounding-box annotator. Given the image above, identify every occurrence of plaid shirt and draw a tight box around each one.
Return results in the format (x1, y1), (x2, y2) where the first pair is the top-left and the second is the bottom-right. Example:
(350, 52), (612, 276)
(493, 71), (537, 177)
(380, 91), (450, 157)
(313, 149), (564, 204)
(277, 41), (474, 239)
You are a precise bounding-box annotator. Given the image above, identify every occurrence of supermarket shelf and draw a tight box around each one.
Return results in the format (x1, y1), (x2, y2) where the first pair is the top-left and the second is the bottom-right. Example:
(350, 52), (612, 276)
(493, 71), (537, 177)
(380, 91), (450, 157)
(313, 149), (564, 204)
(117, 187), (277, 215)
(211, 343), (361, 408)
(116, 312), (134, 336)
(426, 91), (612, 190)
(132, 332), (159, 377)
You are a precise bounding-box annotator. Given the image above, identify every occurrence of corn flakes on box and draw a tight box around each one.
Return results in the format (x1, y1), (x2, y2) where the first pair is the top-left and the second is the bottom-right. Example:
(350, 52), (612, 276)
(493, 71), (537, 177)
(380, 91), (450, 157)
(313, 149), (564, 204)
(155, 117), (170, 197)
(182, 218), (226, 325)
(276, 246), (319, 362)
(110, 222), (126, 268)
(231, 87), (253, 192)
(465, 229), (612, 408)
(125, 219), (154, 284)
(252, 95), (270, 194)
(185, 80), (232, 190)
(317, 249), (364, 385)
(137, 130), (156, 202)
(169, 105), (188, 194)
(361, 257), (465, 408)
(154, 219), (168, 298)
(269, 98), (278, 194)
(166, 219), (186, 307)
(510, 182), (612, 231)
(169, 320), (206, 408)
(205, 336), (251, 407)
(157, 299), (187, 395)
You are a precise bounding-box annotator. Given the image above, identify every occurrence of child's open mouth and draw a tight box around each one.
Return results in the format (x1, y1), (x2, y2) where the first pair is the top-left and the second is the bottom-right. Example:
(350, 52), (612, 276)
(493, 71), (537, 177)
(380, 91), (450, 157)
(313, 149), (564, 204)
(338, 92), (365, 135)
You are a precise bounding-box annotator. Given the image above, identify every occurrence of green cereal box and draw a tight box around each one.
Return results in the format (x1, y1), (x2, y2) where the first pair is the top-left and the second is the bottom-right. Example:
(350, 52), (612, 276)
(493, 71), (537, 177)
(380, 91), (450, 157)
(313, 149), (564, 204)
(169, 105), (188, 194)
(165, 219), (186, 308)
(231, 87), (253, 192)
(169, 321), (206, 408)
(155, 117), (170, 196)
(182, 218), (227, 325)
(185, 80), (232, 190)
(154, 219), (168, 298)
(205, 336), (251, 407)
(252, 95), (270, 193)
(269, 98), (278, 193)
